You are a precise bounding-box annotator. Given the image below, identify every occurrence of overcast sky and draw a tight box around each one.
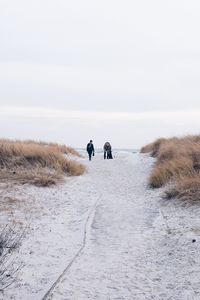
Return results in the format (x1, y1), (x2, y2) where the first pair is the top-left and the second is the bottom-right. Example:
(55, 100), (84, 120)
(1, 0), (200, 148)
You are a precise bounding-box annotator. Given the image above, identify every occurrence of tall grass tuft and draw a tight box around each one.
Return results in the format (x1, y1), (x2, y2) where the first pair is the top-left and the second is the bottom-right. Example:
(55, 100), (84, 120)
(141, 135), (200, 202)
(0, 139), (85, 187)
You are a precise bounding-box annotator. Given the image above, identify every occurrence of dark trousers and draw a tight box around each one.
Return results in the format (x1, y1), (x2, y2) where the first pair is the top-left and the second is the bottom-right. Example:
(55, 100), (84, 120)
(88, 151), (92, 160)
(104, 150), (113, 159)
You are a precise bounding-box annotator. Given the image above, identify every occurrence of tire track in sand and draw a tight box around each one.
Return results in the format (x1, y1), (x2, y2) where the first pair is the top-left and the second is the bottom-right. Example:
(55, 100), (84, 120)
(41, 191), (102, 300)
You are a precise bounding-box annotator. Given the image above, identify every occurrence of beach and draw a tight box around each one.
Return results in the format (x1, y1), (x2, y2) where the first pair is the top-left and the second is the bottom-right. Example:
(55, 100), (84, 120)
(2, 151), (200, 300)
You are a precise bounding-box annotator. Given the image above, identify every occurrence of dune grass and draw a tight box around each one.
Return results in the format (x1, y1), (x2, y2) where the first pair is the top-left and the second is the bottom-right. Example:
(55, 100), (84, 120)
(0, 139), (85, 187)
(141, 135), (200, 202)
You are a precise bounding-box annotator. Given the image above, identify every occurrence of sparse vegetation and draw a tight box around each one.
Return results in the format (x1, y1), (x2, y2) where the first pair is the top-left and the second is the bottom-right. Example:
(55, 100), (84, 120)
(0, 139), (85, 187)
(22, 140), (82, 157)
(0, 227), (23, 291)
(141, 135), (200, 202)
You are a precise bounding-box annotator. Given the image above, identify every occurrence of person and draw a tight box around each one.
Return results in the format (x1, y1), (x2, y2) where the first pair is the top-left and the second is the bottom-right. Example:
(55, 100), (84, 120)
(86, 140), (95, 161)
(104, 142), (113, 159)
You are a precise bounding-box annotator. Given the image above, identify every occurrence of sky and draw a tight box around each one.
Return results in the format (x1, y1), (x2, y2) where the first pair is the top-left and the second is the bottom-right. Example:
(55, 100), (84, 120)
(1, 0), (200, 148)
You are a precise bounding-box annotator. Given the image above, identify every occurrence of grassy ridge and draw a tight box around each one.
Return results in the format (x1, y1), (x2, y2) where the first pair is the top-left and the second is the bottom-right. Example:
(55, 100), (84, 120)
(141, 135), (200, 202)
(0, 139), (85, 186)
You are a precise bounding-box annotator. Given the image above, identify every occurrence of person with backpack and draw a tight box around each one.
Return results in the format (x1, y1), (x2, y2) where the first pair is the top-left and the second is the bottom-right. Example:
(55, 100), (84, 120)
(86, 140), (95, 161)
(104, 142), (113, 159)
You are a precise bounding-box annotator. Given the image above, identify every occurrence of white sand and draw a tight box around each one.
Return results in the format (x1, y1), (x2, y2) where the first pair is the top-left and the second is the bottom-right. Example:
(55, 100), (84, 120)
(1, 151), (200, 300)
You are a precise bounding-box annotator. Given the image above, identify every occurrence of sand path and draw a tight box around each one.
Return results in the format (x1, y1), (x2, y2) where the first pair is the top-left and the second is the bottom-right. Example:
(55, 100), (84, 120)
(3, 152), (200, 300)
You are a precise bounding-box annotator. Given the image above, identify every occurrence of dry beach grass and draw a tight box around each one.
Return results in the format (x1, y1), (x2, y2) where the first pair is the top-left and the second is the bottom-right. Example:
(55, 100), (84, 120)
(0, 139), (85, 187)
(141, 135), (200, 202)
(0, 139), (85, 290)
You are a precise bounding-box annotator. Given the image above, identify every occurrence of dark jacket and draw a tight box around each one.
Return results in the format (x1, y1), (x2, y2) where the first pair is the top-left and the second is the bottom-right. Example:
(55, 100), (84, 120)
(104, 142), (112, 151)
(87, 143), (94, 153)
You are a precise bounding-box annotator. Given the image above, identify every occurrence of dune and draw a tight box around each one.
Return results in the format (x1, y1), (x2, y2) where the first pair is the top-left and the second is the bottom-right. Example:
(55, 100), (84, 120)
(141, 135), (200, 203)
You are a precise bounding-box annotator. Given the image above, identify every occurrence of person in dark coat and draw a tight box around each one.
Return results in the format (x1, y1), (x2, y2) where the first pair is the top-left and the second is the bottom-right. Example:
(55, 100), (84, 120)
(86, 140), (95, 161)
(104, 142), (113, 159)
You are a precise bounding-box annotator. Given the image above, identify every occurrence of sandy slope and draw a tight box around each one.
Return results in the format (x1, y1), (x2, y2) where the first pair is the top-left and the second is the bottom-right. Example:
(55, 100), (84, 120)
(2, 152), (200, 300)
